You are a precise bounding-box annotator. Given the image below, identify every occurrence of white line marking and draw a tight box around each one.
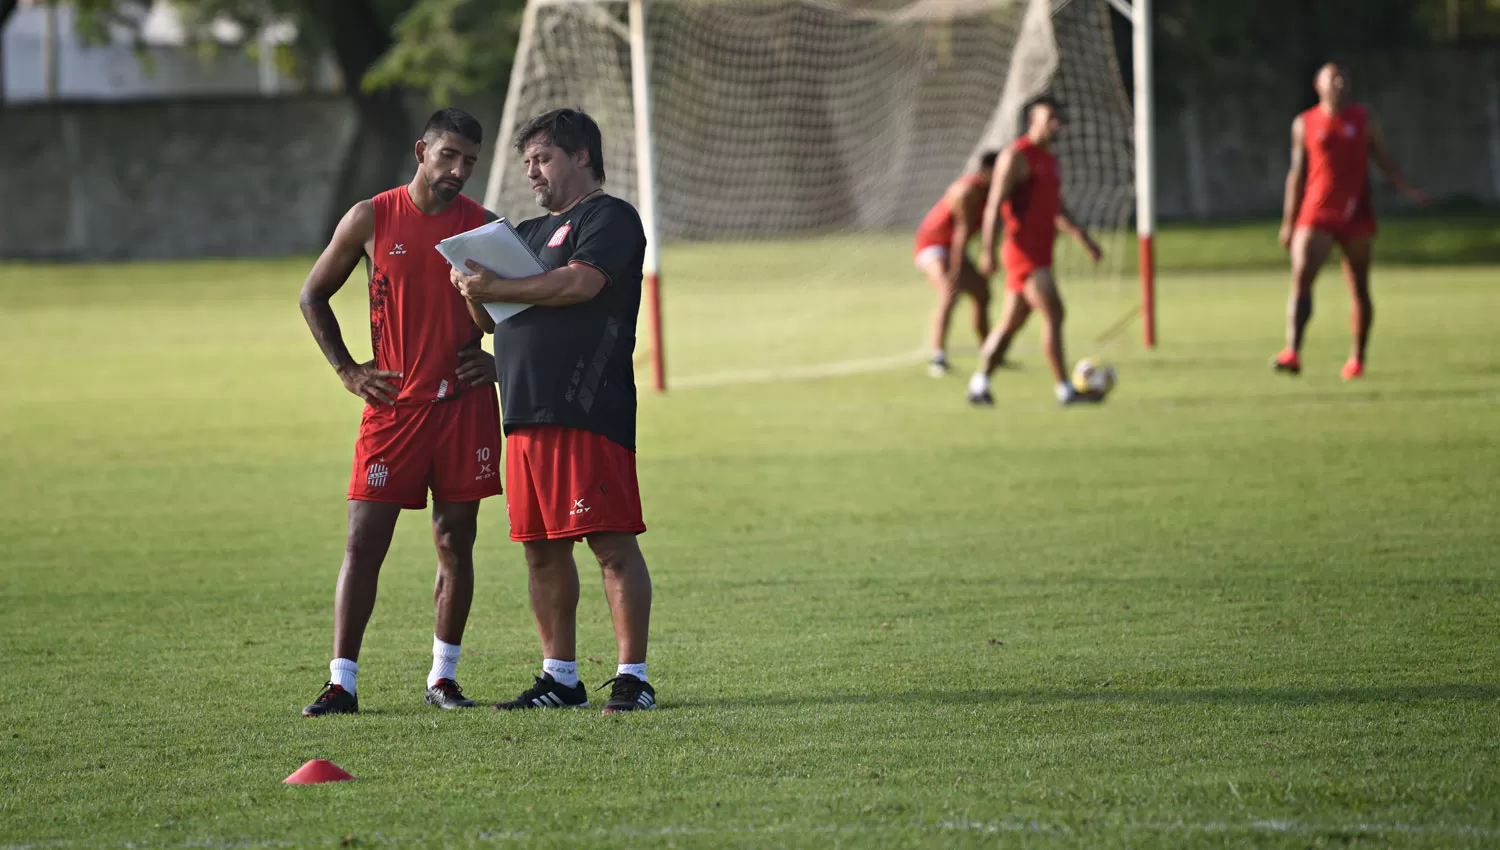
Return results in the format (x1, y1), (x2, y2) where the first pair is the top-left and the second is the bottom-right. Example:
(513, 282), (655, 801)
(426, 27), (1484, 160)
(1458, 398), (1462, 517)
(670, 349), (929, 390)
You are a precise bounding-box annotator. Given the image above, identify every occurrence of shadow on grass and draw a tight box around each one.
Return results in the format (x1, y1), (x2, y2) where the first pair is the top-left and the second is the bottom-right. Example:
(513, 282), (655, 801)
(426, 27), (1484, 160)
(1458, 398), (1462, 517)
(673, 683), (1500, 711)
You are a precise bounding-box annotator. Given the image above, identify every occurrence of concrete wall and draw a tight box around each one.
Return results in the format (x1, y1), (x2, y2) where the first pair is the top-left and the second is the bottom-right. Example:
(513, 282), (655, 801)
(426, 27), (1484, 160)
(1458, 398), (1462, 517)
(0, 94), (506, 260)
(0, 96), (360, 259)
(1157, 48), (1500, 220)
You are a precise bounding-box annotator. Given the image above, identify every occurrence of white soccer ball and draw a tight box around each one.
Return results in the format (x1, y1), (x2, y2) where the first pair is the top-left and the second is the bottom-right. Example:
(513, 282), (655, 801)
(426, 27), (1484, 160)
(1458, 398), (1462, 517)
(1071, 358), (1117, 396)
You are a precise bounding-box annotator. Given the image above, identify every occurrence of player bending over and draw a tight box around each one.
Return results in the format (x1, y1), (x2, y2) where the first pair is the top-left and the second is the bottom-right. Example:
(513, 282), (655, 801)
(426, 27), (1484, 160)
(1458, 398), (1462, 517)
(967, 96), (1103, 406)
(297, 109), (503, 716)
(913, 151), (998, 377)
(1274, 62), (1426, 380)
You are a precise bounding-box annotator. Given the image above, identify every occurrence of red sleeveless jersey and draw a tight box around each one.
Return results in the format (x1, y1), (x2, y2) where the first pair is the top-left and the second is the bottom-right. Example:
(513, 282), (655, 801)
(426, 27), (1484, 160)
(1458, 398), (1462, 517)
(1298, 104), (1372, 228)
(914, 172), (987, 251)
(1001, 137), (1060, 260)
(369, 187), (487, 405)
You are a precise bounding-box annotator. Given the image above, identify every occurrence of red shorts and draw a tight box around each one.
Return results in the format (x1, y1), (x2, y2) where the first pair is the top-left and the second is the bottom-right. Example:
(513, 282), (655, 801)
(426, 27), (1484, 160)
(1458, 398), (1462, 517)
(1298, 212), (1378, 245)
(1001, 241), (1052, 293)
(347, 391), (503, 509)
(505, 425), (646, 542)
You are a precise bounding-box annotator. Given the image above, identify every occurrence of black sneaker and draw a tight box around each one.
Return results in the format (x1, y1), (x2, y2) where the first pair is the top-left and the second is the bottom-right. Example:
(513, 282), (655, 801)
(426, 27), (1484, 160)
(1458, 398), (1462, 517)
(966, 389), (994, 406)
(599, 675), (657, 714)
(493, 673), (589, 710)
(927, 354), (950, 378)
(425, 678), (477, 709)
(302, 682), (358, 717)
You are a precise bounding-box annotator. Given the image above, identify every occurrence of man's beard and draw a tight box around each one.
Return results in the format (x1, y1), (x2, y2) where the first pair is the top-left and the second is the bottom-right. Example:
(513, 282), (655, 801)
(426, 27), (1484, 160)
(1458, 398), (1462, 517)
(532, 185), (554, 208)
(432, 178), (463, 201)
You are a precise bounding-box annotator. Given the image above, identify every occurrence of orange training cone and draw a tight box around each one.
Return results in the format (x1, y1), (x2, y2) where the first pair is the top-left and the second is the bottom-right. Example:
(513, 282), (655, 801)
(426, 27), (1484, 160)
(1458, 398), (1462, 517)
(283, 759), (354, 784)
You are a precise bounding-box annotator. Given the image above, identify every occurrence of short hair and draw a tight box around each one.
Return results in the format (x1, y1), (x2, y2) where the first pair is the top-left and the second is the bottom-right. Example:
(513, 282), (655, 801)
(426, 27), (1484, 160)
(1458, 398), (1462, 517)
(1020, 95), (1063, 129)
(978, 150), (999, 170)
(514, 108), (606, 183)
(423, 108), (483, 146)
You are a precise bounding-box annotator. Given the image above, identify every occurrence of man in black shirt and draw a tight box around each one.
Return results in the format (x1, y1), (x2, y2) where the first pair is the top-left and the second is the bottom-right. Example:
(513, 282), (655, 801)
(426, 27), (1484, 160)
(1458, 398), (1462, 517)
(451, 108), (656, 713)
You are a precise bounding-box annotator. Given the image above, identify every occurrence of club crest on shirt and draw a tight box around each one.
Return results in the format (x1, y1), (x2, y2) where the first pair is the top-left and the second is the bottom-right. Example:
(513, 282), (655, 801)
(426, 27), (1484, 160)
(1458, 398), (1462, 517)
(547, 223), (572, 248)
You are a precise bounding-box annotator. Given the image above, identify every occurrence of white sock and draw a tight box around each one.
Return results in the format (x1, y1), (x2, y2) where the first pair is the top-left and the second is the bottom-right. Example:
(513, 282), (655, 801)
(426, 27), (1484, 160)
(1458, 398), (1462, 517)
(427, 637), (461, 688)
(616, 662), (647, 683)
(1056, 381), (1076, 401)
(968, 373), (990, 395)
(542, 658), (579, 687)
(330, 658), (358, 694)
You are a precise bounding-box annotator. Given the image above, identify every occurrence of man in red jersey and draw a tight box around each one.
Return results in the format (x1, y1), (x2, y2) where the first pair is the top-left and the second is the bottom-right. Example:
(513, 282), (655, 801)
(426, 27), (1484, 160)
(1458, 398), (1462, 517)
(913, 151), (998, 377)
(967, 96), (1103, 406)
(1275, 62), (1427, 380)
(452, 108), (657, 714)
(297, 109), (503, 716)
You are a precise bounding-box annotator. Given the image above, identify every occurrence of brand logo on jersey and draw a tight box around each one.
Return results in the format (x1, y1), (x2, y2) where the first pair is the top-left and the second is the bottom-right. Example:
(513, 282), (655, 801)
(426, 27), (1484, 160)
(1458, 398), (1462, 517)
(547, 223), (572, 248)
(390, 243), (407, 255)
(367, 462), (390, 488)
(1344, 124), (1356, 138)
(436, 379), (450, 400)
(568, 498), (591, 517)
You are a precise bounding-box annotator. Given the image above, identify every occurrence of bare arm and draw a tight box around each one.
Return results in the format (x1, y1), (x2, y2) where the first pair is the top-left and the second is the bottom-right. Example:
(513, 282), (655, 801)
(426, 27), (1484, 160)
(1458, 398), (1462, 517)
(1368, 118), (1427, 205)
(299, 201), (371, 370)
(1280, 117), (1308, 248)
(462, 208), (503, 333)
(298, 201), (402, 406)
(979, 149), (1028, 275)
(1054, 204), (1101, 261)
(452, 261), (607, 308)
(945, 182), (981, 280)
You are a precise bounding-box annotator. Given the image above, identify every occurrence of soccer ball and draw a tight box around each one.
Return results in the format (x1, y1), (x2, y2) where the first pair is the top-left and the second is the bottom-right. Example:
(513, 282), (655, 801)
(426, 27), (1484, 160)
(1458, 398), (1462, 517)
(1071, 358), (1117, 396)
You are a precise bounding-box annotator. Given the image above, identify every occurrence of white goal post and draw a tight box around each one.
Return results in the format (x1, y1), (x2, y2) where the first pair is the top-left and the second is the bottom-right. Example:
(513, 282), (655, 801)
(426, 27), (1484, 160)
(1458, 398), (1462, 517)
(485, 0), (1157, 391)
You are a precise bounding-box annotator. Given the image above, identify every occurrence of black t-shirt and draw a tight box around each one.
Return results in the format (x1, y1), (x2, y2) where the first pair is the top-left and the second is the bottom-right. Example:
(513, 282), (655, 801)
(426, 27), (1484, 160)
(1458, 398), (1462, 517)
(497, 194), (646, 450)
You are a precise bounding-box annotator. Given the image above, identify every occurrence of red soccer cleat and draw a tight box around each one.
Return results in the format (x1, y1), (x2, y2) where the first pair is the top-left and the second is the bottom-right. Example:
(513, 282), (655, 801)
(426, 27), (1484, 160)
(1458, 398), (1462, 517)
(1272, 348), (1301, 376)
(1341, 358), (1364, 381)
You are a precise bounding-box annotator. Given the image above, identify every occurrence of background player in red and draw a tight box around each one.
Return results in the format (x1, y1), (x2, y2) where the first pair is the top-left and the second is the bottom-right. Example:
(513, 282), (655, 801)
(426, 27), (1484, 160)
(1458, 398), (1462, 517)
(297, 109), (503, 716)
(913, 151), (999, 377)
(452, 108), (657, 714)
(967, 96), (1103, 406)
(1275, 62), (1427, 380)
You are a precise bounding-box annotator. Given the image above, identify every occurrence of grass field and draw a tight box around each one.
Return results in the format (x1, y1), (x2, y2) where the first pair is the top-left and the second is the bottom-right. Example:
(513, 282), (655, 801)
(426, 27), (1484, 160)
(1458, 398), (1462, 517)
(2, 219), (1498, 848)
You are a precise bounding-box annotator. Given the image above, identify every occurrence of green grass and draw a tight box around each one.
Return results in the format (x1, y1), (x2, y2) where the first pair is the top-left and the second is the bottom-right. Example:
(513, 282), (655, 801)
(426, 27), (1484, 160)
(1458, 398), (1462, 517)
(1, 219), (1498, 848)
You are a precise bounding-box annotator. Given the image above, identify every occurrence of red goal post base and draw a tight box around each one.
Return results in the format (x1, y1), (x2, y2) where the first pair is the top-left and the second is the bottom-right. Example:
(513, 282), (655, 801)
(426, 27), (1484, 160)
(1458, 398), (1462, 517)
(1139, 234), (1156, 349)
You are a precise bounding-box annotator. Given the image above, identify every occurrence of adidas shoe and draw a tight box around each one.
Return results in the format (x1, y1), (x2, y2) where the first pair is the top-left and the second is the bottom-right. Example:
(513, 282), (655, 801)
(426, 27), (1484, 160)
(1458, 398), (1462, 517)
(493, 673), (589, 710)
(599, 674), (657, 714)
(424, 678), (477, 709)
(966, 389), (994, 406)
(302, 682), (358, 717)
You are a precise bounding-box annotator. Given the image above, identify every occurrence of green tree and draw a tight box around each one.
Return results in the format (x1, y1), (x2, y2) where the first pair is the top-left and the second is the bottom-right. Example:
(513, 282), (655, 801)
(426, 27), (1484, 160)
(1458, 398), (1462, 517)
(56, 0), (522, 228)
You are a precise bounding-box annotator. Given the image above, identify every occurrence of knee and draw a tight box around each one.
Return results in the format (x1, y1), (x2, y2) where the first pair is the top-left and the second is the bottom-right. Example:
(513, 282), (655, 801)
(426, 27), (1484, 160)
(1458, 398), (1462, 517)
(1041, 302), (1064, 327)
(523, 541), (569, 572)
(589, 535), (642, 575)
(343, 535), (385, 571)
(432, 520), (476, 563)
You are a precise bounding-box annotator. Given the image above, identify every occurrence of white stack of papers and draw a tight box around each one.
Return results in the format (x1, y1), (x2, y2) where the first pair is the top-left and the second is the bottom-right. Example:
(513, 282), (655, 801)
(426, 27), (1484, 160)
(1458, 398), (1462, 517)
(435, 219), (548, 325)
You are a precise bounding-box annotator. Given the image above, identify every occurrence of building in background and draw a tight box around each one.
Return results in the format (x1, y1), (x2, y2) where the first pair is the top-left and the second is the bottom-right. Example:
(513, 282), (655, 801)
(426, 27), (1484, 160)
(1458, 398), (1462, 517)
(1, 0), (338, 103)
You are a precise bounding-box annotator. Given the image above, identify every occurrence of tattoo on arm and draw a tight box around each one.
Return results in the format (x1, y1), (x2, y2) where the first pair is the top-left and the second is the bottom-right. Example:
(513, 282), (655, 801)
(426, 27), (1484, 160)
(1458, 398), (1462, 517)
(299, 202), (372, 370)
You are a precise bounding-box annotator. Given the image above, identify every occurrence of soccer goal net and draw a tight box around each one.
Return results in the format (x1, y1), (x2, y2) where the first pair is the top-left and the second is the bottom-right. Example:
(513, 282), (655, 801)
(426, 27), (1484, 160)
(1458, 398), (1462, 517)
(486, 0), (1152, 389)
